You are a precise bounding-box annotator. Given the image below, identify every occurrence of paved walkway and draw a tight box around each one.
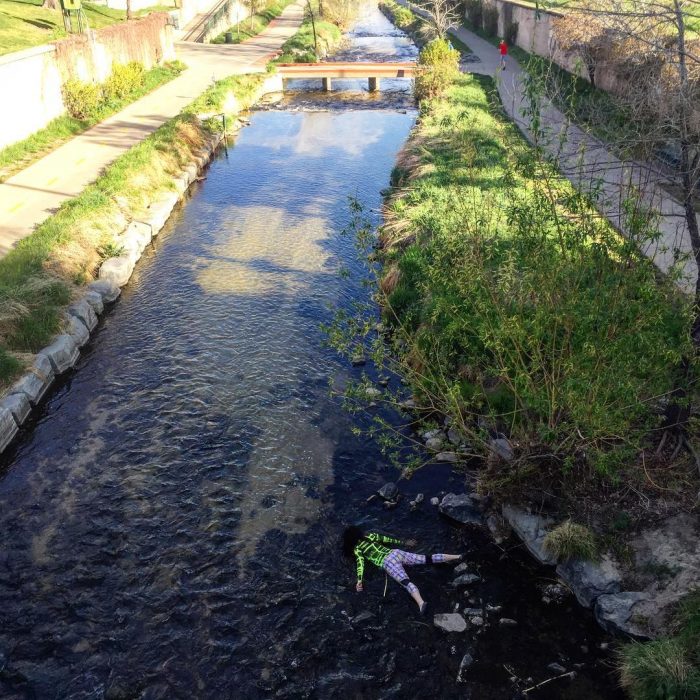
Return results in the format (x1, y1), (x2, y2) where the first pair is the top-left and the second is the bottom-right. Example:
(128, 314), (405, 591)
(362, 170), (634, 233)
(0, 2), (304, 258)
(446, 20), (698, 292)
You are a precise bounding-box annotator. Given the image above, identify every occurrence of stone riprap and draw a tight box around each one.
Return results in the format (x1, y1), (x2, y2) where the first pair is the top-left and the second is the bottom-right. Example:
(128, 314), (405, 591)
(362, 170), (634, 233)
(594, 592), (650, 639)
(433, 613), (467, 633)
(502, 505), (557, 565)
(0, 407), (18, 452)
(556, 555), (622, 608)
(439, 493), (483, 526)
(1, 392), (31, 425)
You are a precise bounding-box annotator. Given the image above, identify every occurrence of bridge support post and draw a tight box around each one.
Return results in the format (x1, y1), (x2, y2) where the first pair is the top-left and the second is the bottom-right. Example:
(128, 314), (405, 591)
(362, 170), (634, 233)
(322, 77), (332, 91)
(368, 76), (379, 92)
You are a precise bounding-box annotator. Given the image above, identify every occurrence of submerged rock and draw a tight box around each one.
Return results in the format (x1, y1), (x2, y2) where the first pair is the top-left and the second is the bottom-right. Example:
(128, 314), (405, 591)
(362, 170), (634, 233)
(501, 505), (556, 565)
(451, 573), (480, 588)
(439, 494), (483, 526)
(430, 497), (440, 506)
(457, 652), (474, 683)
(436, 451), (458, 463)
(499, 618), (518, 626)
(426, 436), (444, 451)
(556, 555), (622, 608)
(433, 613), (467, 633)
(547, 662), (567, 674)
(595, 592), (650, 639)
(378, 482), (399, 502)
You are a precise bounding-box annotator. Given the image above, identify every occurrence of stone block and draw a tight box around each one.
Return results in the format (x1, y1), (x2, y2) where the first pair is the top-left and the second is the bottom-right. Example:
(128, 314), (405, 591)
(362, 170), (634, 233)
(557, 555), (622, 608)
(173, 174), (189, 195)
(595, 592), (650, 639)
(66, 315), (90, 348)
(433, 613), (467, 633)
(1, 392), (31, 425)
(83, 291), (104, 315)
(10, 355), (55, 406)
(146, 192), (179, 236)
(439, 493), (483, 526)
(184, 162), (198, 183)
(88, 280), (121, 304)
(99, 255), (135, 288)
(0, 406), (18, 453)
(68, 299), (98, 332)
(502, 505), (557, 565)
(39, 334), (79, 374)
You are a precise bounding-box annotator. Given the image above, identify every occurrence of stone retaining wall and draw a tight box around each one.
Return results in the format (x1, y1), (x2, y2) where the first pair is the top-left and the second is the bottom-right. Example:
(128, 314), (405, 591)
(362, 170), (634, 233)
(0, 73), (283, 456)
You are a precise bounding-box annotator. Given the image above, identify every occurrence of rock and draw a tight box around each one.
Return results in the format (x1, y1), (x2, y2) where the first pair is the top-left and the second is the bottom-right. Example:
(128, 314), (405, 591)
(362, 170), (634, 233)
(378, 482), (399, 502)
(468, 615), (484, 626)
(486, 513), (512, 545)
(0, 406), (19, 453)
(68, 299), (98, 332)
(489, 437), (514, 462)
(439, 493), (483, 526)
(1, 393), (30, 426)
(556, 555), (622, 608)
(351, 353), (366, 367)
(82, 291), (104, 315)
(447, 427), (463, 445)
(426, 436), (444, 451)
(457, 652), (474, 682)
(502, 505), (557, 565)
(378, 377), (389, 387)
(422, 428), (442, 441)
(486, 604), (502, 613)
(436, 451), (459, 463)
(400, 398), (416, 410)
(352, 611), (374, 624)
(364, 386), (381, 398)
(433, 613), (467, 633)
(547, 662), (567, 674)
(594, 592), (650, 639)
(88, 280), (121, 303)
(39, 335), (79, 374)
(145, 193), (178, 235)
(99, 255), (135, 288)
(120, 221), (152, 259)
(451, 573), (480, 587)
(454, 562), (469, 575)
(430, 497), (440, 506)
(541, 583), (569, 605)
(499, 618), (517, 626)
(65, 314), (90, 348)
(9, 355), (54, 406)
(413, 493), (424, 504)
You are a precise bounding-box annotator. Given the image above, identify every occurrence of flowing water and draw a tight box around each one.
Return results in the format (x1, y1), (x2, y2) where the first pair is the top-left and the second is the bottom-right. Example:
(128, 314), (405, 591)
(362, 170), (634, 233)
(0, 5), (625, 699)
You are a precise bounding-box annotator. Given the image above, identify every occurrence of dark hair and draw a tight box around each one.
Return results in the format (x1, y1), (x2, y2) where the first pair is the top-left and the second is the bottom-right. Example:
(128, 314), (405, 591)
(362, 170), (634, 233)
(342, 526), (365, 558)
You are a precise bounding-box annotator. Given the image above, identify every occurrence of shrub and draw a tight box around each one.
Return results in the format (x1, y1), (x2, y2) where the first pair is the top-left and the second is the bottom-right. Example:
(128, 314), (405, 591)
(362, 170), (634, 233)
(543, 521), (598, 561)
(464, 0), (482, 27)
(482, 6), (498, 36)
(505, 20), (518, 46)
(415, 38), (460, 101)
(104, 61), (145, 101)
(393, 5), (415, 29)
(62, 79), (103, 120)
(620, 639), (700, 700)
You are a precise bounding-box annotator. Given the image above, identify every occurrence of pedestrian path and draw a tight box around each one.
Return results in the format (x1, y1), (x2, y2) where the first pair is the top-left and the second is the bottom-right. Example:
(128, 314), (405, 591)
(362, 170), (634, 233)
(0, 2), (304, 258)
(444, 15), (699, 292)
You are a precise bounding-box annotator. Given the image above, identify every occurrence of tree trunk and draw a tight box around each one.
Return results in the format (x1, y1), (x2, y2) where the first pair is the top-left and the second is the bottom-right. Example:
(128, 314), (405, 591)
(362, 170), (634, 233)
(42, 0), (60, 9)
(126, 0), (133, 20)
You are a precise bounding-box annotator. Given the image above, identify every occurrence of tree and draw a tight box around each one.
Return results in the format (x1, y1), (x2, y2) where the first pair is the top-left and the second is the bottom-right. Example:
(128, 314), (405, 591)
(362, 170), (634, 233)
(126, 0), (133, 20)
(553, 0), (700, 451)
(416, 0), (461, 39)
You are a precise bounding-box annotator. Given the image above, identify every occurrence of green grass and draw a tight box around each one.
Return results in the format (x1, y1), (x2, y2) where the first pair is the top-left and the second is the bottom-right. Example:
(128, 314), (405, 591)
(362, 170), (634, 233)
(0, 72), (265, 388)
(620, 590), (700, 699)
(273, 8), (341, 63)
(212, 0), (293, 45)
(0, 0), (176, 56)
(378, 70), (689, 483)
(0, 60), (185, 182)
(543, 521), (598, 561)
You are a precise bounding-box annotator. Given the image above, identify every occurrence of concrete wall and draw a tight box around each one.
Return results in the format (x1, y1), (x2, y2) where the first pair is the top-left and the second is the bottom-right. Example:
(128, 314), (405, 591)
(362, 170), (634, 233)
(0, 14), (175, 151)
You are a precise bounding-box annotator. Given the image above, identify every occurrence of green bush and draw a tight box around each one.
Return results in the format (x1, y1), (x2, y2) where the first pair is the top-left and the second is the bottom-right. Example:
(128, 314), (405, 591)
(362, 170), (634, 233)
(505, 20), (518, 46)
(464, 0), (482, 27)
(482, 6), (498, 36)
(62, 79), (103, 120)
(393, 5), (415, 28)
(104, 61), (145, 101)
(415, 38), (460, 101)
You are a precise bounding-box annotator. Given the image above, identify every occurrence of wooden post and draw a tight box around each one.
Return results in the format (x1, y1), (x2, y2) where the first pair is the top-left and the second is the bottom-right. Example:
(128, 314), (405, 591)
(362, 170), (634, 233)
(368, 76), (379, 92)
(322, 77), (332, 91)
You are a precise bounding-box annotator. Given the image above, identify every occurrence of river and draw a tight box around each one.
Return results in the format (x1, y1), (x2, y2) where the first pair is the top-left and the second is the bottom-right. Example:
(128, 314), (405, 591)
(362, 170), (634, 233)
(0, 5), (624, 699)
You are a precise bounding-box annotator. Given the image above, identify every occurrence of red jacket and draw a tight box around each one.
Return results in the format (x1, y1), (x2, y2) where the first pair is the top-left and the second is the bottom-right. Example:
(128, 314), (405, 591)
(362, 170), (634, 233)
(499, 42), (508, 55)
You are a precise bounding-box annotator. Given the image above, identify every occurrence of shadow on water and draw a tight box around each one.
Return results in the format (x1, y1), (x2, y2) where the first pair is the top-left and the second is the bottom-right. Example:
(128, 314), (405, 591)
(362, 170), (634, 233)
(0, 3), (625, 699)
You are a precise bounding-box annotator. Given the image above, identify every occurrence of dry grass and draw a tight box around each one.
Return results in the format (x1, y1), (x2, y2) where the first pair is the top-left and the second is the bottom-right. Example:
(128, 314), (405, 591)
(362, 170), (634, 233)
(543, 520), (598, 561)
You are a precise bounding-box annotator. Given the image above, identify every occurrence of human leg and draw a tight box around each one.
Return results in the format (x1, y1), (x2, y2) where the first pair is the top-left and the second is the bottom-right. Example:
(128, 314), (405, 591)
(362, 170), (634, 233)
(383, 551), (425, 609)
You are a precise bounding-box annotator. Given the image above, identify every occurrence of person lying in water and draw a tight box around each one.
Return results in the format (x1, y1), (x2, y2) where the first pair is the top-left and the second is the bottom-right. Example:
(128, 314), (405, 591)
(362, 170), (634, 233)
(342, 526), (463, 614)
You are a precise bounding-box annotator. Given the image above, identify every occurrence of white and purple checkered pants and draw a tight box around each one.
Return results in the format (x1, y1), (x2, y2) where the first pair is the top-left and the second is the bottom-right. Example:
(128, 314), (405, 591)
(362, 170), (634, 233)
(382, 549), (447, 595)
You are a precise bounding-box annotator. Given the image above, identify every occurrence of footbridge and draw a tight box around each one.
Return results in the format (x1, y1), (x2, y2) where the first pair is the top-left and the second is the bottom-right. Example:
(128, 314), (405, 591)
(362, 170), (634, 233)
(276, 61), (417, 91)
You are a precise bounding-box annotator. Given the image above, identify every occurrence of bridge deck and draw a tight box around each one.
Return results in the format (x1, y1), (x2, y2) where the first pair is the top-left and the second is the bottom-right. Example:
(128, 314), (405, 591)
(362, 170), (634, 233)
(276, 61), (417, 79)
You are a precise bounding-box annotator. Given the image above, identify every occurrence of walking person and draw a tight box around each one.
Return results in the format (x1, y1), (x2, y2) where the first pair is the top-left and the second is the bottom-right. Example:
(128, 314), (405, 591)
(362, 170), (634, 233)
(499, 39), (508, 70)
(342, 526), (463, 614)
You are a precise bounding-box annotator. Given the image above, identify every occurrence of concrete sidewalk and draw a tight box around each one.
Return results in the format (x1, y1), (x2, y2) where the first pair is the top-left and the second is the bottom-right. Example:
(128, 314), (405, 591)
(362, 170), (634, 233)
(449, 24), (698, 292)
(0, 2), (304, 258)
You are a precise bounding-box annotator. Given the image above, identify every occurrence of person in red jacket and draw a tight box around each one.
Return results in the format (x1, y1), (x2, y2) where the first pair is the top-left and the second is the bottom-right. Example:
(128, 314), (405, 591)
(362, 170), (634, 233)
(499, 39), (508, 70)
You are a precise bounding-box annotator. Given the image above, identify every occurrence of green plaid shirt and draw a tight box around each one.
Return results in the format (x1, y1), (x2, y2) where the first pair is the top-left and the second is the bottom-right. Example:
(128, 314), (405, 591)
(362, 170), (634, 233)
(354, 532), (402, 581)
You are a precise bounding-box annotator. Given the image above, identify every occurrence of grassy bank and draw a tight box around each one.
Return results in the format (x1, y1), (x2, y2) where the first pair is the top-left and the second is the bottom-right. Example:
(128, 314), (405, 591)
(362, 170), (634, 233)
(212, 0), (294, 45)
(0, 0), (175, 55)
(274, 5), (341, 62)
(0, 61), (185, 183)
(0, 72), (265, 389)
(371, 69), (692, 499)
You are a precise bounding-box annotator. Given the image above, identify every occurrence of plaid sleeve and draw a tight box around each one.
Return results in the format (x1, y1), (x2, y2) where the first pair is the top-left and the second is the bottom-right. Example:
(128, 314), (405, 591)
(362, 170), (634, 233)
(379, 534), (402, 545)
(356, 553), (365, 582)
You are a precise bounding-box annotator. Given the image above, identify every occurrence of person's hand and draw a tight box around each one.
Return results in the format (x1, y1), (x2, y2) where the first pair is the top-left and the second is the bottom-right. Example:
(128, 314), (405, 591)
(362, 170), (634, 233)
(356, 581), (363, 592)
(406, 538), (417, 548)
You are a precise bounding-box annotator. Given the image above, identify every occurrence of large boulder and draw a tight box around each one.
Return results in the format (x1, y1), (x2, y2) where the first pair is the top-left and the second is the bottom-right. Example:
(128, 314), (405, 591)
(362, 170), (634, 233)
(556, 555), (622, 608)
(99, 255), (135, 288)
(433, 613), (467, 633)
(10, 355), (54, 406)
(145, 192), (178, 235)
(594, 592), (650, 639)
(502, 505), (557, 565)
(0, 406), (19, 453)
(439, 493), (483, 526)
(39, 335), (79, 374)
(0, 392), (31, 426)
(68, 299), (98, 332)
(65, 314), (90, 348)
(88, 280), (121, 304)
